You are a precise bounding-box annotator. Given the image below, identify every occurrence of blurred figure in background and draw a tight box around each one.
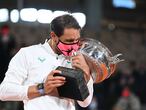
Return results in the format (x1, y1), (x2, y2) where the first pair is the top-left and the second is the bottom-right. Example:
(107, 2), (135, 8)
(112, 62), (142, 110)
(132, 62), (146, 110)
(0, 24), (16, 83)
(112, 87), (141, 110)
(0, 24), (17, 110)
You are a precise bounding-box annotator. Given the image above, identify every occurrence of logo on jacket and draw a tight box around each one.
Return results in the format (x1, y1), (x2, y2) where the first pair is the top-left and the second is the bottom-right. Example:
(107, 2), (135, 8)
(38, 57), (46, 63)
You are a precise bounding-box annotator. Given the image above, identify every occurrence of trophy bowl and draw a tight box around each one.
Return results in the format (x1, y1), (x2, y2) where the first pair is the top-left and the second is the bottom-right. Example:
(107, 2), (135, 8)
(79, 38), (123, 83)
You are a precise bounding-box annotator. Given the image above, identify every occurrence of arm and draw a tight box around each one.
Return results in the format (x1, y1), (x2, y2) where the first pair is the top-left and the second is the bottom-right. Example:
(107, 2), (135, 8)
(0, 48), (66, 101)
(0, 48), (29, 101)
(71, 53), (94, 107)
(77, 76), (93, 107)
(28, 70), (66, 99)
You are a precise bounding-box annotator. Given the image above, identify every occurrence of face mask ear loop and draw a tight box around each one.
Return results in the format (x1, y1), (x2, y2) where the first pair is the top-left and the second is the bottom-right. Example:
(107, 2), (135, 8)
(56, 39), (59, 46)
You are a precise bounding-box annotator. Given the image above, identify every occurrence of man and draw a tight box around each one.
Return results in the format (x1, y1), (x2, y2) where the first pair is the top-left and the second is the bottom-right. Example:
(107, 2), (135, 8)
(0, 14), (93, 110)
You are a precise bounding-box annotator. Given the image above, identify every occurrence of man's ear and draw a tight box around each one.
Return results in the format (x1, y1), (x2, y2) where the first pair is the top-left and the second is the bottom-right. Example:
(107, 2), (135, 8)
(50, 32), (57, 42)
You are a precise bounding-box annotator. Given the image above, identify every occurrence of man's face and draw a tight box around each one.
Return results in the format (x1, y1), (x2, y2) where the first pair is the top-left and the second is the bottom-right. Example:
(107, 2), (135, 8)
(53, 28), (81, 56)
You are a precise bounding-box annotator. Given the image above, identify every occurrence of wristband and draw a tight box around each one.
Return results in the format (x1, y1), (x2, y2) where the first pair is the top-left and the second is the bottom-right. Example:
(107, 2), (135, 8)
(37, 83), (45, 95)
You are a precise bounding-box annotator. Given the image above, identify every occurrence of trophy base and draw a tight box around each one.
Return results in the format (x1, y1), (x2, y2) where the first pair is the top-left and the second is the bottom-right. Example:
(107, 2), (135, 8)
(54, 66), (89, 101)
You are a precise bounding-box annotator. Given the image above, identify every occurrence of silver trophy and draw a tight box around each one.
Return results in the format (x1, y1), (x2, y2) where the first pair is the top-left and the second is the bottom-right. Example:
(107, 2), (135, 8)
(55, 38), (123, 100)
(79, 38), (124, 83)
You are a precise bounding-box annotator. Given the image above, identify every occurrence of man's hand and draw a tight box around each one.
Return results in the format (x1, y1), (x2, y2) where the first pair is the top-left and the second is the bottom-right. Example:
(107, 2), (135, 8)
(71, 53), (90, 82)
(44, 70), (66, 95)
(28, 70), (65, 99)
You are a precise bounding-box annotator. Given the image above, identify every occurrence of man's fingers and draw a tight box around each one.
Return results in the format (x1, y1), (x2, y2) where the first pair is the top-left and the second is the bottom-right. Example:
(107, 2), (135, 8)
(48, 76), (65, 81)
(49, 70), (62, 75)
(52, 83), (65, 87)
(45, 80), (66, 88)
(72, 56), (79, 61)
(46, 79), (66, 84)
(72, 58), (80, 63)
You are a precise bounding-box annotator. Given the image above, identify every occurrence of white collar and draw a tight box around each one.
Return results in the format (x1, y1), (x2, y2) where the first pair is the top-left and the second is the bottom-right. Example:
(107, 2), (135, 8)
(42, 39), (64, 59)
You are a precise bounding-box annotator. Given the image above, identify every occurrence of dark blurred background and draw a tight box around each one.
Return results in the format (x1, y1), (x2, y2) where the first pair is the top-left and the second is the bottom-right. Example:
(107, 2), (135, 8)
(0, 0), (146, 110)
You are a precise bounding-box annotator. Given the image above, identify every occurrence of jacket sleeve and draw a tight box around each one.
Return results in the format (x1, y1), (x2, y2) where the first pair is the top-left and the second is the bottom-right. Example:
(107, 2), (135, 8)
(77, 76), (94, 107)
(0, 48), (29, 101)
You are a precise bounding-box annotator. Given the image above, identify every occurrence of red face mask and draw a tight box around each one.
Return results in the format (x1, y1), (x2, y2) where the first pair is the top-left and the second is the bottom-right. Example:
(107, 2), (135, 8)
(57, 40), (79, 56)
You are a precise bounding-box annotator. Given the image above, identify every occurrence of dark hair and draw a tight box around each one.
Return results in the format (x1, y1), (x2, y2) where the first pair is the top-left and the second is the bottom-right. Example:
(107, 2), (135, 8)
(50, 14), (81, 37)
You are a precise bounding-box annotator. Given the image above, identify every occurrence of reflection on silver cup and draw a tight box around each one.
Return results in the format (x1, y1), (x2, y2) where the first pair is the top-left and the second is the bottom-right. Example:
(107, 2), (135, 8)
(79, 38), (124, 83)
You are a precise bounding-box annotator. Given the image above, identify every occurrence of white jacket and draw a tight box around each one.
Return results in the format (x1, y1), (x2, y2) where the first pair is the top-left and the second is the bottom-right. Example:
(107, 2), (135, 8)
(0, 41), (93, 110)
